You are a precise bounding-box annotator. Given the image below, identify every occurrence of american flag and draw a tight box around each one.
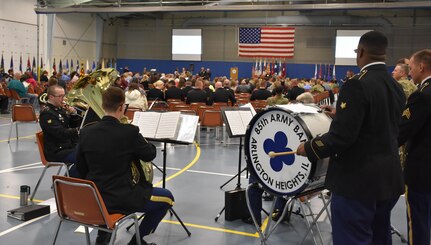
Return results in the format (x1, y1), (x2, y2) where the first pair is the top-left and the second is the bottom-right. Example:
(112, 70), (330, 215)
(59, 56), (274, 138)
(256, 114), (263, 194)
(238, 27), (295, 58)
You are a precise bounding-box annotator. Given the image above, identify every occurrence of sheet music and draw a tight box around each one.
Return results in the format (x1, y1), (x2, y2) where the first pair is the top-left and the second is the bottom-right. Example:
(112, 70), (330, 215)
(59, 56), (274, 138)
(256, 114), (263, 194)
(137, 111), (160, 138)
(224, 111), (247, 136)
(131, 111), (141, 125)
(240, 103), (257, 116)
(175, 114), (199, 143)
(155, 112), (181, 139)
(239, 110), (253, 127)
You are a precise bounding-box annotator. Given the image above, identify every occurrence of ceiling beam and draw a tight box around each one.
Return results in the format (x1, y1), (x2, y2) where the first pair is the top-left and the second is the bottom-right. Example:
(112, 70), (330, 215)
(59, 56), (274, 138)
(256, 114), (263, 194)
(35, 1), (431, 14)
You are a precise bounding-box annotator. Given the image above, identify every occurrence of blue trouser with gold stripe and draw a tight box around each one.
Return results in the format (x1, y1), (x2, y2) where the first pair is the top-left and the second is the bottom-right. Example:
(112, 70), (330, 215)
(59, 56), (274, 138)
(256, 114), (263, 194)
(331, 193), (399, 245)
(136, 187), (174, 237)
(406, 186), (431, 245)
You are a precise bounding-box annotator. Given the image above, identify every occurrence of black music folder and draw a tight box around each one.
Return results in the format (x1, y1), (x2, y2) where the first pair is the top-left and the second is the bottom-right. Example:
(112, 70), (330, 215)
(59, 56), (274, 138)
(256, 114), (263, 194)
(7, 204), (50, 221)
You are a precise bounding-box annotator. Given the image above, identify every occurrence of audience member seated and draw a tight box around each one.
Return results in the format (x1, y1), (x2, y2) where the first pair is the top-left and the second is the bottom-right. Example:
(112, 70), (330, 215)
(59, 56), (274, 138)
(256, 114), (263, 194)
(267, 85), (289, 106)
(296, 92), (315, 104)
(287, 79), (305, 101)
(0, 89), (9, 114)
(125, 83), (148, 111)
(77, 87), (173, 245)
(250, 79), (272, 101)
(181, 79), (193, 101)
(7, 72), (37, 105)
(186, 80), (210, 105)
(223, 79), (235, 96)
(165, 80), (182, 100)
(39, 85), (81, 176)
(147, 80), (165, 101)
(212, 81), (236, 106)
(236, 79), (251, 93)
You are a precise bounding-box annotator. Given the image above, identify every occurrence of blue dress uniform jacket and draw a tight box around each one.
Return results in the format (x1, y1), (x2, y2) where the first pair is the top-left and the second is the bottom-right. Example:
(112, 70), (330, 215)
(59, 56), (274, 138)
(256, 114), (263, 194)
(304, 64), (405, 200)
(39, 103), (80, 161)
(399, 78), (431, 191)
(76, 116), (157, 214)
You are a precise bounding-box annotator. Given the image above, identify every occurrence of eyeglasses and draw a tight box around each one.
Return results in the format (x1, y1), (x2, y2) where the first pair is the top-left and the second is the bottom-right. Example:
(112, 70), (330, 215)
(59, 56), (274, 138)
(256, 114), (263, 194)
(354, 49), (358, 53)
(53, 94), (65, 98)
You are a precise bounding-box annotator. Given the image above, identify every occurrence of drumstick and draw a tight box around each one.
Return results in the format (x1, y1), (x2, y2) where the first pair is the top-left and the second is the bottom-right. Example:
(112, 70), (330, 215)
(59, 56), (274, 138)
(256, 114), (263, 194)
(268, 151), (297, 158)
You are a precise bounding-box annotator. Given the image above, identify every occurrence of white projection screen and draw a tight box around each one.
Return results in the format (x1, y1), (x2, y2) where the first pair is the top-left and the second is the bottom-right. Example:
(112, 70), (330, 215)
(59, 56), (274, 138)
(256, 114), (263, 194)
(335, 30), (373, 66)
(172, 29), (202, 61)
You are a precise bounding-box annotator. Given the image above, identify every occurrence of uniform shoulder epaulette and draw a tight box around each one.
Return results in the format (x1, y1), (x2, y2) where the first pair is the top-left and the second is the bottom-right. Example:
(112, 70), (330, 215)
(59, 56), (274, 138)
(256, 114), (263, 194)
(357, 69), (368, 80)
(420, 81), (429, 92)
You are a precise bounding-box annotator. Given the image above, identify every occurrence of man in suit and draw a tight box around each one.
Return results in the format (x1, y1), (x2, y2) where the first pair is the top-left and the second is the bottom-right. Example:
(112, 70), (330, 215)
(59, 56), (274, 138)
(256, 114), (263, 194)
(286, 79), (305, 101)
(165, 80), (182, 100)
(398, 49), (431, 245)
(250, 79), (272, 101)
(212, 81), (236, 106)
(297, 31), (405, 244)
(77, 87), (174, 245)
(186, 80), (210, 104)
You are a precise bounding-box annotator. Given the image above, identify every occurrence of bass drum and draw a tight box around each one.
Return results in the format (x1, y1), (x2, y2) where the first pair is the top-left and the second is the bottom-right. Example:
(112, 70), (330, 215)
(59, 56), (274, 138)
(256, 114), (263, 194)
(244, 105), (331, 197)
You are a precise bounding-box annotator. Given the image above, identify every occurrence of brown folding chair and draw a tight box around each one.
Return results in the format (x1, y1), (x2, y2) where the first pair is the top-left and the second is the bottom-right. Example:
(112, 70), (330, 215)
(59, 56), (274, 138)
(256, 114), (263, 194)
(200, 110), (224, 141)
(9, 89), (30, 104)
(124, 108), (142, 121)
(52, 175), (141, 245)
(8, 104), (38, 143)
(30, 131), (69, 201)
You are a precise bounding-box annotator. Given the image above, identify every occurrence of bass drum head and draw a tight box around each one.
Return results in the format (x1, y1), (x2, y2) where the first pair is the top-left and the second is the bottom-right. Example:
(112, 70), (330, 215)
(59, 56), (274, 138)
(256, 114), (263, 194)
(245, 107), (314, 196)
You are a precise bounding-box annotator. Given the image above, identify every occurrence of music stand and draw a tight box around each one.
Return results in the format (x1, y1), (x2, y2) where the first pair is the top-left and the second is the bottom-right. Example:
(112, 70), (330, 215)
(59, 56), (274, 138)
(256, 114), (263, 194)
(125, 112), (198, 236)
(215, 107), (254, 221)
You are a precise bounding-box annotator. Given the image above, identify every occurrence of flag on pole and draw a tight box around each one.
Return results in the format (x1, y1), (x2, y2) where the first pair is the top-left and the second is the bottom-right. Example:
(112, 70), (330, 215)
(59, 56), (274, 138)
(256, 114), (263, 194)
(53, 58), (57, 73)
(10, 55), (13, 70)
(26, 56), (31, 72)
(40, 57), (44, 70)
(101, 59), (105, 69)
(32, 57), (36, 74)
(282, 60), (287, 78)
(318, 64), (322, 79)
(76, 60), (79, 73)
(238, 27), (295, 58)
(59, 59), (63, 74)
(86, 59), (89, 73)
(65, 59), (69, 70)
(19, 55), (22, 72)
(0, 54), (4, 74)
(314, 64), (317, 79)
(332, 64), (336, 79)
(92, 61), (96, 71)
(80, 61), (85, 76)
(70, 59), (73, 71)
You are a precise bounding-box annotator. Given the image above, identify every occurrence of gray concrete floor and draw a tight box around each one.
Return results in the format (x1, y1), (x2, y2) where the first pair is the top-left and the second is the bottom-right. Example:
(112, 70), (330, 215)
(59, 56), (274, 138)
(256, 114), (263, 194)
(0, 112), (409, 245)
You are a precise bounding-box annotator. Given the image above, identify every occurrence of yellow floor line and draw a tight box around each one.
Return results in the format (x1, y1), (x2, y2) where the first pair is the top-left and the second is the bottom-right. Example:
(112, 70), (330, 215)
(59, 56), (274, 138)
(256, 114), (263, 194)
(154, 141), (201, 187)
(161, 220), (259, 238)
(0, 193), (43, 203)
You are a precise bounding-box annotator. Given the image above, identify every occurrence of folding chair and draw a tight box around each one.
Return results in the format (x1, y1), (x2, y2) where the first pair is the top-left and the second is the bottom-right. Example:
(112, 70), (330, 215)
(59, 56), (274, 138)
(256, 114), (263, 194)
(9, 89), (30, 104)
(200, 110), (224, 141)
(8, 104), (38, 143)
(30, 131), (69, 201)
(52, 175), (141, 245)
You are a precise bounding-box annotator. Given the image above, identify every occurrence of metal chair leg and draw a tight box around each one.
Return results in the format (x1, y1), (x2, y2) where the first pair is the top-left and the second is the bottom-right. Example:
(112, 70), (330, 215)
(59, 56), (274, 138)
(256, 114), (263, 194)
(51, 220), (63, 245)
(30, 165), (49, 201)
(8, 122), (13, 143)
(84, 226), (91, 245)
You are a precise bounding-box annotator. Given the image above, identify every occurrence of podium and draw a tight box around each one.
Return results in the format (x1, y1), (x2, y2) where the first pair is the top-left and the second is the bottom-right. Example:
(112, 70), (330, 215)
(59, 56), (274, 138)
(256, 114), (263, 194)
(128, 111), (199, 236)
(230, 67), (238, 81)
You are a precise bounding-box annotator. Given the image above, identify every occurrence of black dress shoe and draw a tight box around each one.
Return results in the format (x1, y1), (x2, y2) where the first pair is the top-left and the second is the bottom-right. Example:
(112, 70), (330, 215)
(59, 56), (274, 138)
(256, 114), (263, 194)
(127, 235), (156, 245)
(95, 231), (111, 245)
(241, 216), (262, 227)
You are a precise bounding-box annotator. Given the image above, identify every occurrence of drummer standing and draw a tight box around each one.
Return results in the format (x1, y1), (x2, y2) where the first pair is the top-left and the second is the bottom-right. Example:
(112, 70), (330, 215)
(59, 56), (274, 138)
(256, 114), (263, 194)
(297, 31), (405, 244)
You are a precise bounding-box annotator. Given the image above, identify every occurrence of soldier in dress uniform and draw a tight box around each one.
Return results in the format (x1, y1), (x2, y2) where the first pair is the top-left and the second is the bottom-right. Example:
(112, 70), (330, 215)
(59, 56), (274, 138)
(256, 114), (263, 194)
(39, 85), (81, 166)
(398, 49), (431, 245)
(297, 31), (405, 245)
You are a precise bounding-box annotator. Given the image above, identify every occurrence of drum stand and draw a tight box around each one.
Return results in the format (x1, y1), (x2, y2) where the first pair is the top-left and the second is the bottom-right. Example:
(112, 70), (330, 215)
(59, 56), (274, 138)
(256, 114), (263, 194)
(245, 184), (332, 245)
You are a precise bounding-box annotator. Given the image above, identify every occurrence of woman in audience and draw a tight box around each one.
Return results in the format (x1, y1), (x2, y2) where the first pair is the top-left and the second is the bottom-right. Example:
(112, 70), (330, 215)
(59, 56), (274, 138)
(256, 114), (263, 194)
(125, 83), (148, 110)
